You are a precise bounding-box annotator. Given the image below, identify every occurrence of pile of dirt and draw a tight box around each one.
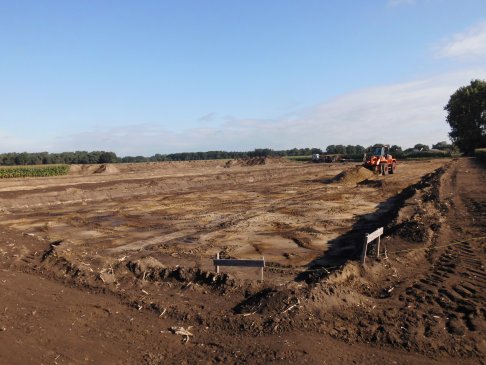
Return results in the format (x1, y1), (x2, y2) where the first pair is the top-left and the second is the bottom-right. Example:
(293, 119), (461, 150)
(389, 166), (448, 244)
(224, 157), (267, 168)
(327, 166), (374, 185)
(39, 241), (92, 284)
(224, 157), (286, 168)
(68, 165), (83, 174)
(233, 288), (301, 316)
(126, 258), (234, 289)
(126, 256), (166, 277)
(69, 164), (99, 175)
(395, 219), (429, 242)
(94, 164), (119, 174)
(69, 164), (119, 175)
(325, 262), (363, 285)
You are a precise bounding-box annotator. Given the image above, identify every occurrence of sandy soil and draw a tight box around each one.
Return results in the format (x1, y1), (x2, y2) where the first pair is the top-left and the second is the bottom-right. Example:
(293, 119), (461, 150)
(0, 157), (484, 364)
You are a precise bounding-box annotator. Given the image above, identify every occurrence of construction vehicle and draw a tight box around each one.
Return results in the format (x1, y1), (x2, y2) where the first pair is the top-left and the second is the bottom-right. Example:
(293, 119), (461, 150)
(312, 154), (344, 163)
(363, 144), (397, 175)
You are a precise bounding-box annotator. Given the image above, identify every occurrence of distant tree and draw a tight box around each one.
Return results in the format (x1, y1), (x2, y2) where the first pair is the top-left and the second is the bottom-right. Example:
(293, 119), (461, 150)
(48, 154), (62, 164)
(88, 152), (101, 164)
(414, 143), (429, 151)
(334, 145), (346, 154)
(390, 145), (402, 153)
(134, 155), (149, 162)
(39, 152), (49, 164)
(366, 143), (385, 152)
(354, 145), (365, 154)
(326, 145), (336, 154)
(151, 153), (166, 162)
(445, 79), (486, 154)
(310, 148), (322, 155)
(121, 156), (135, 163)
(346, 145), (356, 155)
(14, 152), (29, 165)
(432, 141), (453, 151)
(286, 148), (297, 156)
(252, 148), (273, 157)
(98, 151), (118, 163)
(0, 153), (15, 165)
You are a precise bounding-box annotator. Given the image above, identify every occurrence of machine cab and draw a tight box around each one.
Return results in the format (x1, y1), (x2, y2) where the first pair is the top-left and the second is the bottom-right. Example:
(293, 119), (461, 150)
(371, 145), (389, 157)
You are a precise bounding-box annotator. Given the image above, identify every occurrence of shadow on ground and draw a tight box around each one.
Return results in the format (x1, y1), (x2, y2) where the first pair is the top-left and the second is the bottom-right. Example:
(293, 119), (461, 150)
(296, 167), (445, 283)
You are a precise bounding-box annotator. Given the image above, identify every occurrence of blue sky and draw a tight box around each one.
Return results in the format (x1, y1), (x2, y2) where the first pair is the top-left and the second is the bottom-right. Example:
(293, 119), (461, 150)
(1, 0), (486, 156)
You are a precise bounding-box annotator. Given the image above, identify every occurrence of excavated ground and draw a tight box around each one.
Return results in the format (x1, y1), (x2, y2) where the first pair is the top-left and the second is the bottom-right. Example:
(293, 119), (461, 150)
(0, 157), (484, 364)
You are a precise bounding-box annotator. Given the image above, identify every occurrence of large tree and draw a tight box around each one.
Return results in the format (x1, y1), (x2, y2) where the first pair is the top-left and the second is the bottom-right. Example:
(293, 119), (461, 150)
(432, 141), (453, 151)
(414, 143), (429, 151)
(445, 79), (486, 154)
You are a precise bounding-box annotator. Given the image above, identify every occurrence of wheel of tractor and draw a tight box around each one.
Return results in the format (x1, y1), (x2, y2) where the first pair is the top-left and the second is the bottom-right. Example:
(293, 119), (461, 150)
(389, 162), (396, 174)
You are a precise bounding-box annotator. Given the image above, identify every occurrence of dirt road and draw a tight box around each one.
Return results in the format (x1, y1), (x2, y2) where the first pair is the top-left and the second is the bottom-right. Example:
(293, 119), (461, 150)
(0, 157), (484, 364)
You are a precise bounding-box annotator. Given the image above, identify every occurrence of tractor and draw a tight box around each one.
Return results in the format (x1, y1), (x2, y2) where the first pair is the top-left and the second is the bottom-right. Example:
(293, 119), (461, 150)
(363, 144), (397, 175)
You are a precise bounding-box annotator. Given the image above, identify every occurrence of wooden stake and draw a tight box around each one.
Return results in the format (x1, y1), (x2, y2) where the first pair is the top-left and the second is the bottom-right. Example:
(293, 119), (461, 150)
(376, 236), (381, 258)
(361, 235), (368, 265)
(260, 256), (264, 281)
(215, 252), (220, 274)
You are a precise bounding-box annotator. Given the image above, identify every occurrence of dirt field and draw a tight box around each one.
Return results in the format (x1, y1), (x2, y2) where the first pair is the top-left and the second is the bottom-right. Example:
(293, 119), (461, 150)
(0, 157), (484, 364)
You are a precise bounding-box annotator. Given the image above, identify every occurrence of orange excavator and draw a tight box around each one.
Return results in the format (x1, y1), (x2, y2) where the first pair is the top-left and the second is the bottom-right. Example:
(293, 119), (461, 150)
(363, 144), (397, 175)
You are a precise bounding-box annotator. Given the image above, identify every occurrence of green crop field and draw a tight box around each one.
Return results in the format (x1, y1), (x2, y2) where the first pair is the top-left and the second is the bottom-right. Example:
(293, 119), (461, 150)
(0, 164), (70, 178)
(286, 155), (312, 162)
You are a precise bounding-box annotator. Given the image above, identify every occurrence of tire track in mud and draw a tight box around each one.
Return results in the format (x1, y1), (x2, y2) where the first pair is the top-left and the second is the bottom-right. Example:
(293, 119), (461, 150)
(298, 163), (452, 284)
(123, 178), (353, 256)
(293, 159), (486, 360)
(403, 238), (486, 337)
(140, 164), (451, 278)
(6, 159), (478, 365)
(138, 187), (333, 258)
(392, 158), (486, 357)
(0, 163), (330, 209)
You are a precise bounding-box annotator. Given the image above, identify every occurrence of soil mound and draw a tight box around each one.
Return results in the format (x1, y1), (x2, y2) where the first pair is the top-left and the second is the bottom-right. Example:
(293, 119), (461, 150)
(126, 256), (166, 278)
(224, 157), (286, 168)
(234, 288), (300, 316)
(224, 157), (267, 168)
(68, 165), (82, 174)
(94, 164), (119, 174)
(69, 164), (96, 175)
(328, 166), (374, 185)
(69, 164), (119, 175)
(126, 259), (234, 288)
(395, 219), (429, 242)
(325, 262), (362, 285)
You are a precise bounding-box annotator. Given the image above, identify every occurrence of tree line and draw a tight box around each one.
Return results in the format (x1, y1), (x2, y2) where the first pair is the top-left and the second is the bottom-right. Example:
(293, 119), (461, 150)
(0, 143), (453, 166)
(0, 151), (118, 166)
(0, 148), (321, 165)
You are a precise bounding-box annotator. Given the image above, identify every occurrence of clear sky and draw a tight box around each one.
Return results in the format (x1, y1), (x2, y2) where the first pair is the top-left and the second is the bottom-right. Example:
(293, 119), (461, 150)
(1, 0), (486, 156)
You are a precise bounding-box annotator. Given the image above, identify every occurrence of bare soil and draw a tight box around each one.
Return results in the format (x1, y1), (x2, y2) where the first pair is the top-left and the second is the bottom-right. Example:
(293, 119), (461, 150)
(0, 157), (484, 364)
